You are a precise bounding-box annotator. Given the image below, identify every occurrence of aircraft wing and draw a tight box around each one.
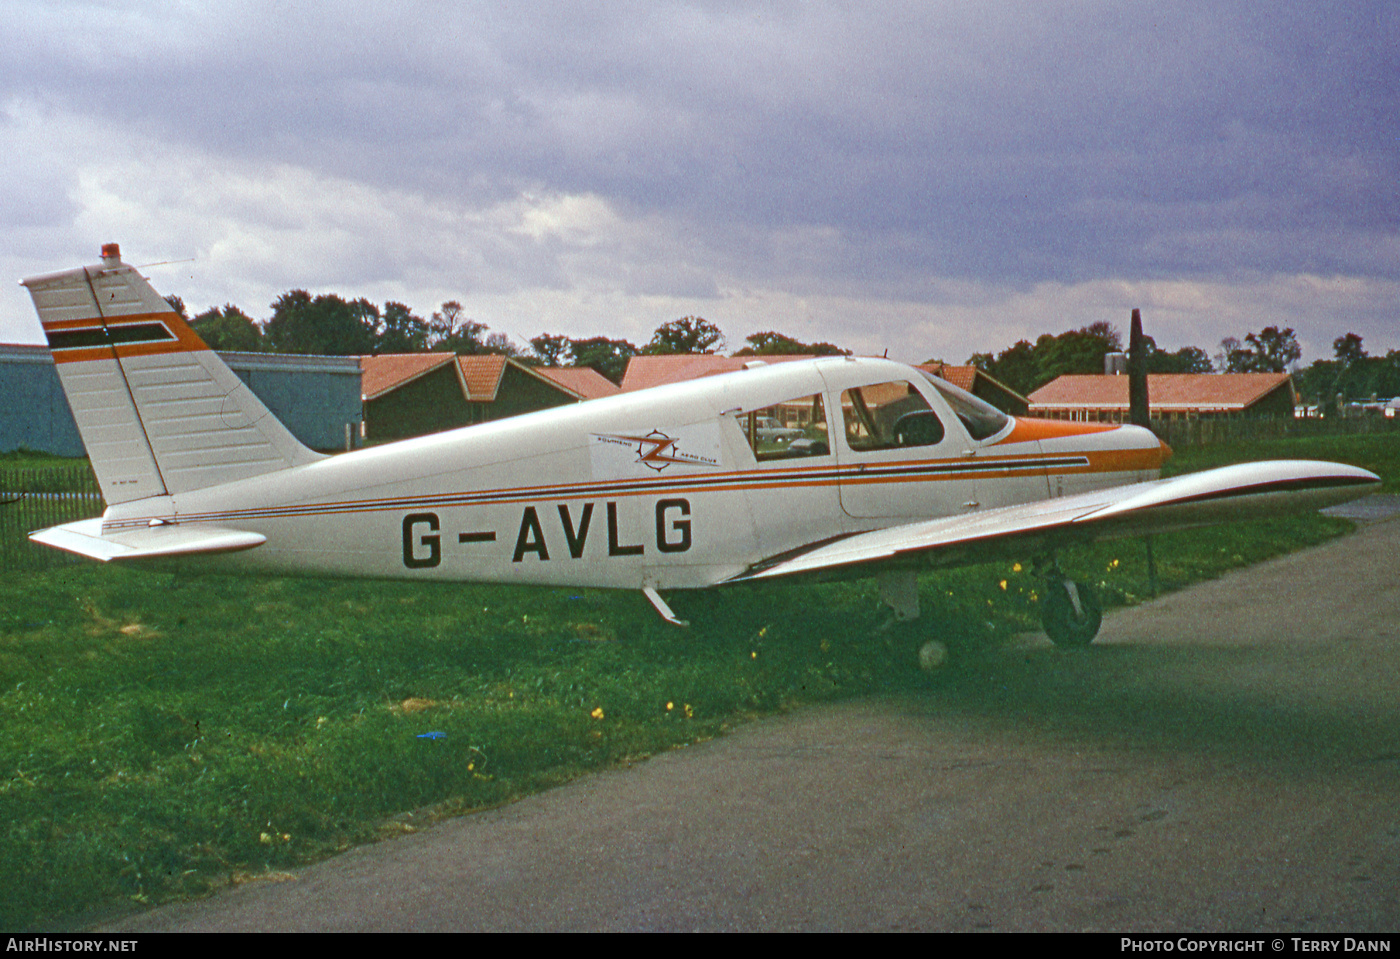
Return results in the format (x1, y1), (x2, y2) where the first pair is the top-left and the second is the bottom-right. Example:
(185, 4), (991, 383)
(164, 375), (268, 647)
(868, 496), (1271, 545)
(29, 518), (266, 563)
(727, 460), (1380, 583)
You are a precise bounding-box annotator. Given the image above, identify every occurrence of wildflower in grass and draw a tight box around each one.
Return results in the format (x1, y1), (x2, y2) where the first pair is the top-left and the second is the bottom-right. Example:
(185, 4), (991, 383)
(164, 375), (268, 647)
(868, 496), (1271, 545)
(591, 707), (604, 720)
(998, 580), (1007, 590)
(1012, 562), (1023, 573)
(666, 701), (674, 711)
(683, 704), (693, 718)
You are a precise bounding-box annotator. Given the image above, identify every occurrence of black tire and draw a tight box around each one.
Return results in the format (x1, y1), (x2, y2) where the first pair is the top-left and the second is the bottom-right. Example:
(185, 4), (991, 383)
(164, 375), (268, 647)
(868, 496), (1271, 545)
(1041, 578), (1102, 647)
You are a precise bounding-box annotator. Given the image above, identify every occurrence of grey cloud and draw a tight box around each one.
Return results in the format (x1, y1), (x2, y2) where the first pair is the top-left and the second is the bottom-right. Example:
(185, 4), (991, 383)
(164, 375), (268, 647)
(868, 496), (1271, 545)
(2, 0), (1396, 336)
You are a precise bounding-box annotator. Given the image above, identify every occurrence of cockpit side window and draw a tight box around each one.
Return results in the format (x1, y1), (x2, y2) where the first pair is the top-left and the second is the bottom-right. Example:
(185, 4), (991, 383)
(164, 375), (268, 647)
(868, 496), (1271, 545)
(840, 381), (946, 451)
(729, 392), (831, 461)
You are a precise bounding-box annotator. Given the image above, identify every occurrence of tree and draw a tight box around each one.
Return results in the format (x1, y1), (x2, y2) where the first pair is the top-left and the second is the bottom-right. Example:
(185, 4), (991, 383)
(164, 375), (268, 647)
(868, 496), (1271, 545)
(569, 336), (637, 385)
(164, 295), (188, 320)
(1219, 327), (1301, 373)
(1216, 336), (1247, 373)
(968, 339), (1042, 396)
(644, 316), (725, 355)
(427, 301), (489, 354)
(264, 290), (379, 355)
(1142, 337), (1213, 374)
(529, 333), (572, 367)
(1333, 333), (1367, 367)
(376, 302), (429, 353)
(1034, 323), (1123, 385)
(481, 331), (520, 357)
(1245, 326), (1301, 372)
(192, 305), (265, 352)
(735, 331), (848, 356)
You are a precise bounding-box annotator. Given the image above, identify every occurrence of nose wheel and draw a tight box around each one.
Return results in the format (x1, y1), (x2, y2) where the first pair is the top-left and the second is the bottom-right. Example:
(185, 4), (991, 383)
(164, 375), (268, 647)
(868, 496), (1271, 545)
(1040, 575), (1102, 647)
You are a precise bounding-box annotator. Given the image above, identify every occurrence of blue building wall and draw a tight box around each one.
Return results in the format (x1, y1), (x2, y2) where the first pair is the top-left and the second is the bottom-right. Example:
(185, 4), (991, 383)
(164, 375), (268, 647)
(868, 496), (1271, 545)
(1, 345), (362, 456)
(0, 346), (87, 456)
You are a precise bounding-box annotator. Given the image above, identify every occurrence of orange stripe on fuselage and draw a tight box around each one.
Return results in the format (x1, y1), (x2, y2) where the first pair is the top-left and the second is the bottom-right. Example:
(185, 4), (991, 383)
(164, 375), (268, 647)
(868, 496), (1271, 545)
(994, 416), (1119, 445)
(996, 417), (1171, 472)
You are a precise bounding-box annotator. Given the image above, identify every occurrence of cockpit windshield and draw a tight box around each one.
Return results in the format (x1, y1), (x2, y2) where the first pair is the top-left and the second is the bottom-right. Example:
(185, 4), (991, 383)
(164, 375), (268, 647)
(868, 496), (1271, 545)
(918, 371), (1011, 441)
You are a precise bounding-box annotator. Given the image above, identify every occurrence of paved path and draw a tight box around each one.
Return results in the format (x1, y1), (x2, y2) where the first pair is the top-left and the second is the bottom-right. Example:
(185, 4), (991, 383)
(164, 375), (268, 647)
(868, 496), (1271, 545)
(104, 510), (1400, 932)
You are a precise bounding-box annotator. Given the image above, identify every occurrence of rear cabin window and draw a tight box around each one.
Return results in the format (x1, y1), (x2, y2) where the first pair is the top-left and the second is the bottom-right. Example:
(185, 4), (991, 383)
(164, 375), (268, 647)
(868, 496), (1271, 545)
(731, 393), (831, 461)
(840, 381), (946, 451)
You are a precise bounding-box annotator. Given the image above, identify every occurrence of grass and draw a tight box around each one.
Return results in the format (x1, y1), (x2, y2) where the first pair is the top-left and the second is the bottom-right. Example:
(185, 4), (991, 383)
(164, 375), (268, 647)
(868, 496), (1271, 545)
(0, 431), (1394, 929)
(1162, 432), (1400, 493)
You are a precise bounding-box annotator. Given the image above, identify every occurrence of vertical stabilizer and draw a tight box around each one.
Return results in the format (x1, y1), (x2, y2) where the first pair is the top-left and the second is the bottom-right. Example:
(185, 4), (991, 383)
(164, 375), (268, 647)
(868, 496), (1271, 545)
(21, 245), (323, 504)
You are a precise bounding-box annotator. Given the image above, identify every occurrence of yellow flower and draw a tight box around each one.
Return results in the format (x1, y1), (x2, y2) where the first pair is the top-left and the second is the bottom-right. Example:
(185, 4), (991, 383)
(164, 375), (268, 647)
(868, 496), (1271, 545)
(684, 704), (693, 718)
(666, 701), (674, 711)
(590, 707), (605, 720)
(998, 579), (1008, 590)
(751, 651), (757, 659)
(1012, 562), (1023, 573)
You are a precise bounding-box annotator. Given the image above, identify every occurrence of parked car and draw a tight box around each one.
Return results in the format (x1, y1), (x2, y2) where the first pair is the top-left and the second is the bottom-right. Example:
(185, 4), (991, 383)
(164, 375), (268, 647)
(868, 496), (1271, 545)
(755, 416), (804, 443)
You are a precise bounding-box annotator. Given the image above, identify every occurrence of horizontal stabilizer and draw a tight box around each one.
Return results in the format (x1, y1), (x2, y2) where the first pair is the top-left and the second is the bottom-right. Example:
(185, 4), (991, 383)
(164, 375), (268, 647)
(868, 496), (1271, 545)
(29, 518), (266, 563)
(729, 460), (1380, 583)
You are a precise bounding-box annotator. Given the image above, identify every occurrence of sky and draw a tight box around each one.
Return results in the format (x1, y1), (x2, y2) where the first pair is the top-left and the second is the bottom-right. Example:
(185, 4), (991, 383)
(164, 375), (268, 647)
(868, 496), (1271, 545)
(1, 1), (1396, 366)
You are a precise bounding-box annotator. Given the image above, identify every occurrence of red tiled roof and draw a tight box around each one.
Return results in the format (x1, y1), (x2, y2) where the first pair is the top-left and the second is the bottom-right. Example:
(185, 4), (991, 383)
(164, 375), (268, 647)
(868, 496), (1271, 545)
(1029, 373), (1295, 412)
(456, 355), (509, 401)
(359, 353), (456, 400)
(532, 366), (621, 400)
(619, 354), (828, 393)
(364, 353), (620, 405)
(916, 363), (978, 392)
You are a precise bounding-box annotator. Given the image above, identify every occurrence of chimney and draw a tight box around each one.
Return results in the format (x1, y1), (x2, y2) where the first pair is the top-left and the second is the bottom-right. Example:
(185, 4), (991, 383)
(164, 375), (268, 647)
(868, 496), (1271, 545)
(100, 243), (122, 266)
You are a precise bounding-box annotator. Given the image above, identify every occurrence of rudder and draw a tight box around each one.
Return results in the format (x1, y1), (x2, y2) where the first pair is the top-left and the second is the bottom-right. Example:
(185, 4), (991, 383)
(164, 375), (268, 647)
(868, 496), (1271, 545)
(21, 244), (323, 504)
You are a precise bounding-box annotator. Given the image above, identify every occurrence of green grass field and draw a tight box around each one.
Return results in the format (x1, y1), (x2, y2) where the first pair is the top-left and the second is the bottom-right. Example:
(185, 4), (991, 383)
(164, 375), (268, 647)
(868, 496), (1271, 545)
(0, 432), (1394, 929)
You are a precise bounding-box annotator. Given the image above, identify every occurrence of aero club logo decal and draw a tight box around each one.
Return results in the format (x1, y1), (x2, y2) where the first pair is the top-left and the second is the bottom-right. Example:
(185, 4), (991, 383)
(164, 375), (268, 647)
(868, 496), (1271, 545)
(592, 429), (720, 472)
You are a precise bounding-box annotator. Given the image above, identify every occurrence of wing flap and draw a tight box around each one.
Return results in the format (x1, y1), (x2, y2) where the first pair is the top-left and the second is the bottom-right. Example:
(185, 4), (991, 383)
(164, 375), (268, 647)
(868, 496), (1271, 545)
(30, 518), (266, 562)
(729, 460), (1379, 583)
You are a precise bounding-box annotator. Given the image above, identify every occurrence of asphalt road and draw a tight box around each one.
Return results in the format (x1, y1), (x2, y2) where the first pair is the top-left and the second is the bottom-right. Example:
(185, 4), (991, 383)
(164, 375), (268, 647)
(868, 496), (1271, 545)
(103, 503), (1400, 932)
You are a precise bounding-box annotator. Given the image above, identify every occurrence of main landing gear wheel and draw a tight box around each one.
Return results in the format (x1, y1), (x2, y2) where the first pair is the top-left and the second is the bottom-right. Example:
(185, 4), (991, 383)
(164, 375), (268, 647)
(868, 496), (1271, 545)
(1041, 578), (1102, 647)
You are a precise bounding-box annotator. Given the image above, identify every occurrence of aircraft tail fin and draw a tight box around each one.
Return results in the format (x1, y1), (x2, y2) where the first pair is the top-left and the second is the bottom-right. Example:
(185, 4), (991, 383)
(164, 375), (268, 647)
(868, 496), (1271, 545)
(21, 245), (323, 505)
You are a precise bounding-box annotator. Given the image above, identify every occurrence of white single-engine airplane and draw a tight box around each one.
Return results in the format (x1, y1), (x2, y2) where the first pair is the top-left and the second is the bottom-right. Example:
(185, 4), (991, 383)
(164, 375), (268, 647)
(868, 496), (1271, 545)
(20, 246), (1380, 647)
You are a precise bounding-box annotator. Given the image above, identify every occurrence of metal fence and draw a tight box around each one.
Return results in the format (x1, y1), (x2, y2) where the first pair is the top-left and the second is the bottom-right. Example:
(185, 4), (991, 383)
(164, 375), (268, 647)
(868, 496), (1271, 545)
(0, 464), (104, 572)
